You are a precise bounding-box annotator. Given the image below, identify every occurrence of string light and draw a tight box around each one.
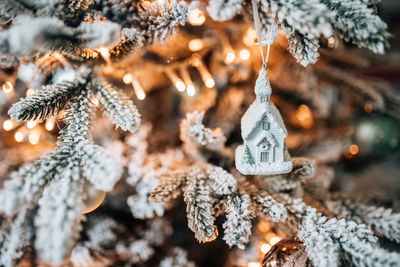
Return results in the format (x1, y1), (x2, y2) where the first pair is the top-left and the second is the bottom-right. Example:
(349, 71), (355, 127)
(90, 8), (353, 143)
(165, 68), (186, 92)
(295, 104), (314, 129)
(26, 120), (37, 129)
(188, 8), (206, 26)
(328, 36), (336, 48)
(3, 119), (14, 131)
(224, 50), (236, 64)
(92, 97), (100, 107)
(123, 73), (134, 84)
(180, 66), (196, 96)
(14, 131), (24, 142)
(269, 236), (281, 246)
(26, 88), (36, 96)
(2, 81), (13, 94)
(28, 129), (40, 145)
(349, 144), (359, 155)
(45, 118), (55, 131)
(260, 243), (272, 254)
(188, 39), (204, 52)
(239, 49), (250, 60)
(131, 76), (146, 100)
(248, 262), (261, 267)
(243, 28), (257, 46)
(190, 54), (215, 88)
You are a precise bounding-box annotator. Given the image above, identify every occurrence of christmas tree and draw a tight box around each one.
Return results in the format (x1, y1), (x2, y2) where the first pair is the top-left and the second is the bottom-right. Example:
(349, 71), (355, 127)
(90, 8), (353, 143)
(0, 0), (400, 266)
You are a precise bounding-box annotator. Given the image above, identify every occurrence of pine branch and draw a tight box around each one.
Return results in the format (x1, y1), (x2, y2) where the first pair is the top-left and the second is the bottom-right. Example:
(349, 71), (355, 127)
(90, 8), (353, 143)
(287, 31), (320, 66)
(321, 0), (391, 54)
(223, 193), (254, 249)
(184, 169), (217, 243)
(109, 28), (143, 61)
(34, 177), (85, 264)
(8, 67), (91, 122)
(149, 170), (188, 202)
(93, 79), (141, 133)
(139, 0), (187, 43)
(206, 165), (237, 195)
(252, 195), (287, 222)
(207, 0), (243, 21)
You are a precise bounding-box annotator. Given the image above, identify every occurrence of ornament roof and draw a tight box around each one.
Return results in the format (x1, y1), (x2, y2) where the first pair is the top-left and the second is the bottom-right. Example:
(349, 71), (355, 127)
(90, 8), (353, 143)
(254, 67), (271, 99)
(241, 100), (287, 139)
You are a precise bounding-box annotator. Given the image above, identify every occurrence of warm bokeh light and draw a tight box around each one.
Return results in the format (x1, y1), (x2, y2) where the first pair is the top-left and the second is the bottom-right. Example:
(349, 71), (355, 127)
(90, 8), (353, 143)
(27, 120), (37, 129)
(205, 77), (215, 88)
(243, 28), (257, 46)
(239, 49), (250, 60)
(187, 84), (196, 96)
(189, 8), (206, 26)
(364, 103), (373, 113)
(15, 131), (24, 142)
(132, 78), (146, 100)
(295, 104), (314, 129)
(260, 243), (272, 254)
(2, 81), (13, 94)
(269, 236), (281, 246)
(3, 119), (14, 131)
(123, 73), (134, 84)
(248, 262), (261, 267)
(188, 39), (204, 52)
(328, 36), (336, 48)
(349, 144), (359, 155)
(45, 119), (55, 131)
(26, 88), (36, 96)
(224, 50), (236, 64)
(175, 81), (186, 92)
(29, 129), (40, 145)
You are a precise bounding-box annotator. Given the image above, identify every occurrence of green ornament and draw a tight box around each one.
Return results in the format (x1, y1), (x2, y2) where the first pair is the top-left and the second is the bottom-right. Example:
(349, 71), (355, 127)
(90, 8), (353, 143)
(241, 145), (254, 165)
(352, 113), (400, 158)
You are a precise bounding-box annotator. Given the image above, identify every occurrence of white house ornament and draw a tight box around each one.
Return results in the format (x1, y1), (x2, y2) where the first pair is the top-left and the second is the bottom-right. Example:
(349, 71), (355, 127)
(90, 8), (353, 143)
(235, 67), (292, 175)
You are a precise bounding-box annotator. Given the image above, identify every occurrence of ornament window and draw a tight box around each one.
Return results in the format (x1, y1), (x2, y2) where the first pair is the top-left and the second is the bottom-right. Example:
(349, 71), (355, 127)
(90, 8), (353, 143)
(260, 96), (266, 102)
(260, 151), (269, 162)
(262, 122), (269, 130)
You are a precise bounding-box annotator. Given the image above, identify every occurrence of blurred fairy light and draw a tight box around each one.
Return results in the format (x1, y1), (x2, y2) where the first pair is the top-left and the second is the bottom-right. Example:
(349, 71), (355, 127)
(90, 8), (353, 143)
(2, 81), (13, 94)
(29, 129), (40, 145)
(239, 49), (250, 60)
(131, 76), (146, 100)
(295, 104), (314, 129)
(224, 50), (236, 64)
(269, 236), (281, 246)
(26, 88), (36, 96)
(26, 120), (37, 129)
(260, 243), (272, 254)
(123, 73), (134, 84)
(188, 39), (204, 52)
(243, 28), (257, 46)
(45, 119), (55, 131)
(14, 131), (24, 142)
(248, 262), (261, 267)
(190, 54), (215, 88)
(189, 8), (205, 26)
(180, 66), (196, 96)
(349, 144), (359, 155)
(328, 36), (336, 48)
(165, 68), (186, 92)
(3, 119), (14, 131)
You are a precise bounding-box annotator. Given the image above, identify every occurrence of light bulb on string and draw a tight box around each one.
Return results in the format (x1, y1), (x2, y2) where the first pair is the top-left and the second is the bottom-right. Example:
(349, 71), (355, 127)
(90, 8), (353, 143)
(220, 33), (236, 64)
(260, 243), (272, 254)
(188, 39), (204, 52)
(26, 120), (37, 129)
(45, 118), (55, 131)
(3, 119), (15, 131)
(224, 50), (235, 64)
(165, 68), (186, 92)
(26, 88), (36, 96)
(269, 236), (281, 246)
(239, 49), (250, 61)
(189, 8), (206, 26)
(180, 66), (196, 96)
(243, 28), (257, 46)
(14, 131), (24, 142)
(131, 74), (146, 100)
(123, 73), (134, 84)
(190, 54), (215, 88)
(28, 129), (40, 145)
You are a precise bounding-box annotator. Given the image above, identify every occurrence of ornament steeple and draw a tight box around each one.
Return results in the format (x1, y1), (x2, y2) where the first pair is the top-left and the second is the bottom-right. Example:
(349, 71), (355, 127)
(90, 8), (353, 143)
(254, 67), (271, 103)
